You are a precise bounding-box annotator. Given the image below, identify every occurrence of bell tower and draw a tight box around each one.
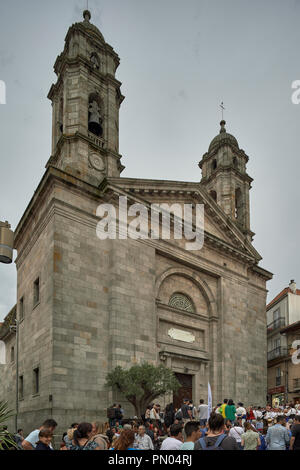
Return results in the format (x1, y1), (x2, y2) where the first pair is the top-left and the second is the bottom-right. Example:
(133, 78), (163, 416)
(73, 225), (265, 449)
(199, 120), (254, 241)
(47, 10), (125, 186)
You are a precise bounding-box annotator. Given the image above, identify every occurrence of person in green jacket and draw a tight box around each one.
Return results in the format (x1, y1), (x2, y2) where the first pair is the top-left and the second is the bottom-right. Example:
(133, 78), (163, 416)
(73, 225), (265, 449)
(225, 399), (236, 423)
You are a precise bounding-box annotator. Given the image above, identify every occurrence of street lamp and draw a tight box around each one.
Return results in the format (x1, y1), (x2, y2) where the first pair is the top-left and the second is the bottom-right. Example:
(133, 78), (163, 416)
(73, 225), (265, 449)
(0, 221), (14, 264)
(1, 220), (17, 430)
(9, 320), (19, 433)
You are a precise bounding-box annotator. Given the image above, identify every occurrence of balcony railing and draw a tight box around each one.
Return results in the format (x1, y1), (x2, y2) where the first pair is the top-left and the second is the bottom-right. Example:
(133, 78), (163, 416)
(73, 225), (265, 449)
(267, 317), (286, 333)
(267, 347), (288, 361)
(87, 132), (105, 148)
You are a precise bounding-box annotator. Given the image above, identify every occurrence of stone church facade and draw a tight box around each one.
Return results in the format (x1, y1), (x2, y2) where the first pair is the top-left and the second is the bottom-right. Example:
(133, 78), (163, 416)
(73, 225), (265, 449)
(0, 11), (272, 432)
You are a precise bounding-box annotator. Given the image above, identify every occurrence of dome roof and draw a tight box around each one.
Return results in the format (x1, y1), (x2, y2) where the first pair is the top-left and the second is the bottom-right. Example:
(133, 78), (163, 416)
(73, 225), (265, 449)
(80, 10), (105, 42)
(208, 121), (239, 153)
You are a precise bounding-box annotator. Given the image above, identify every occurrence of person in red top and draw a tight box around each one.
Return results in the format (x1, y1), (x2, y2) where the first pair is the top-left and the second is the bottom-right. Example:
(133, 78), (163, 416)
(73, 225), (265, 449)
(246, 406), (255, 422)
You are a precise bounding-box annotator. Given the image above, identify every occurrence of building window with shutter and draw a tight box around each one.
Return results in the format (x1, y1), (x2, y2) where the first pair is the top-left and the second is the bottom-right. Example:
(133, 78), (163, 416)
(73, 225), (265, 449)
(11, 346), (15, 363)
(19, 375), (24, 399)
(33, 278), (40, 307)
(19, 296), (24, 321)
(276, 367), (281, 386)
(33, 367), (40, 395)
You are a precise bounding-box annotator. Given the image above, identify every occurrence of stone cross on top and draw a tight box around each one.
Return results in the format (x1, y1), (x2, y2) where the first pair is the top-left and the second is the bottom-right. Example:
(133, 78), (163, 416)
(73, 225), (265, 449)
(220, 102), (225, 120)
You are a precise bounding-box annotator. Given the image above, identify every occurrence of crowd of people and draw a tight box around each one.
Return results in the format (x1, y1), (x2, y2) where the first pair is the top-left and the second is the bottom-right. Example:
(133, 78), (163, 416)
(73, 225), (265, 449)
(2, 399), (300, 450)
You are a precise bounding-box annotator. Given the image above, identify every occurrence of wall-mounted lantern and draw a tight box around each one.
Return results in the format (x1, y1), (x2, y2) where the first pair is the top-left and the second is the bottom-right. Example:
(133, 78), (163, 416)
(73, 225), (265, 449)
(0, 221), (14, 264)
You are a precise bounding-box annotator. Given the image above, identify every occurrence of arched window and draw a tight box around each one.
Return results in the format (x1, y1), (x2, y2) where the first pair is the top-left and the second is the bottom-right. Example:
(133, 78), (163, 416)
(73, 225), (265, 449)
(88, 93), (103, 137)
(210, 190), (217, 202)
(233, 157), (238, 169)
(58, 97), (63, 133)
(169, 293), (195, 313)
(235, 188), (242, 220)
(212, 159), (217, 171)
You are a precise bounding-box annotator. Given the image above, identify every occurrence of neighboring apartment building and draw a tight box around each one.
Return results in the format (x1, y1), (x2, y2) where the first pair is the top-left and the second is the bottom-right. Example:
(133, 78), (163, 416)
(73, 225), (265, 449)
(267, 280), (300, 405)
(280, 321), (300, 405)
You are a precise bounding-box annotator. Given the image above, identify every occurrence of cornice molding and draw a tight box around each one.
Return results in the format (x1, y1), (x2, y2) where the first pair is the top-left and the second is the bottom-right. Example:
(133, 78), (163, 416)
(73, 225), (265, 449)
(201, 166), (253, 185)
(103, 179), (260, 262)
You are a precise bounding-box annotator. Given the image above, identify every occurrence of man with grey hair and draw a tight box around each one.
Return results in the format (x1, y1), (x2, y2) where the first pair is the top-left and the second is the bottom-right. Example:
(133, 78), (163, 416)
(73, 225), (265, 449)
(123, 423), (132, 430)
(134, 425), (154, 450)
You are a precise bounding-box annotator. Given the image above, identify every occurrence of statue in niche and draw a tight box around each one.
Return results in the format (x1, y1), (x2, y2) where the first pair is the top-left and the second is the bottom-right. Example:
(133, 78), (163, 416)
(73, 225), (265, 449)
(91, 53), (100, 70)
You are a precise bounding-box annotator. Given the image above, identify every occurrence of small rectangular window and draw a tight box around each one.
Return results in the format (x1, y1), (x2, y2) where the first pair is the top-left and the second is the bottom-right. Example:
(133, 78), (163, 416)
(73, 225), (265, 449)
(33, 367), (39, 395)
(33, 278), (40, 306)
(273, 308), (280, 321)
(11, 346), (15, 363)
(19, 375), (24, 399)
(276, 376), (281, 386)
(19, 297), (24, 320)
(275, 367), (281, 386)
(274, 338), (281, 349)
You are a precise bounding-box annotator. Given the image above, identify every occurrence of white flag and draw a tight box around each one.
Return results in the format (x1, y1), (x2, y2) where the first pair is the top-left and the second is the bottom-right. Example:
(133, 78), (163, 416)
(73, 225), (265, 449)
(208, 382), (212, 419)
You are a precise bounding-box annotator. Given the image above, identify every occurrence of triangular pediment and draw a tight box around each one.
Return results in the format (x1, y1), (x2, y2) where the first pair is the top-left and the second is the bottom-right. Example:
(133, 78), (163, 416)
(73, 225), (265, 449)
(100, 177), (262, 262)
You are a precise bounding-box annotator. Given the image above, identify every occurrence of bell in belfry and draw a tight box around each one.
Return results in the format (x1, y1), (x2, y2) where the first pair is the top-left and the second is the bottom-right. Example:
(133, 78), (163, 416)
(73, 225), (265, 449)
(88, 100), (103, 137)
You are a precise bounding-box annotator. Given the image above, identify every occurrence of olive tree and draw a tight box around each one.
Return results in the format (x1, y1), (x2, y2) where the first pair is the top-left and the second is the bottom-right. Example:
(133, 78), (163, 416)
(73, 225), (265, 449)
(105, 363), (180, 417)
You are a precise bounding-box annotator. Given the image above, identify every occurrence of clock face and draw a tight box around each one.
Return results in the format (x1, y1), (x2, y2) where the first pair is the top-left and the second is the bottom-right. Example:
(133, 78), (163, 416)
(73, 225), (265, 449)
(88, 153), (105, 172)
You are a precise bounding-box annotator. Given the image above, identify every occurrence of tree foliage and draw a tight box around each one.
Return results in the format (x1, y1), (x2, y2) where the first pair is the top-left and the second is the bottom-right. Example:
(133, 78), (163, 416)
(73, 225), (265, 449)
(0, 401), (17, 450)
(105, 363), (180, 417)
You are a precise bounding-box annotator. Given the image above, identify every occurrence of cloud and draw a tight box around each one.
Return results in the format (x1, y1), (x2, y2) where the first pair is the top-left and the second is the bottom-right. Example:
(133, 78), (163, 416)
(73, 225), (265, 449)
(0, 51), (15, 68)
(178, 89), (188, 100)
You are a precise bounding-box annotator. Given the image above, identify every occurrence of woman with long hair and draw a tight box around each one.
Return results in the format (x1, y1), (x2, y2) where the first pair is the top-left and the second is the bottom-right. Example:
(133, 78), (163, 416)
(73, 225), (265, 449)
(111, 429), (139, 450)
(144, 405), (151, 423)
(241, 422), (260, 450)
(67, 422), (100, 450)
(89, 422), (110, 449)
(164, 403), (175, 431)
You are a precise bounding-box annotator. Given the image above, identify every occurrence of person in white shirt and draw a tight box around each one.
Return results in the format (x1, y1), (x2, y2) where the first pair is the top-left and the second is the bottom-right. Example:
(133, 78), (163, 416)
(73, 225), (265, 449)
(189, 401), (197, 420)
(236, 402), (246, 424)
(287, 407), (296, 417)
(254, 407), (264, 420)
(264, 410), (272, 420)
(22, 419), (57, 450)
(134, 425), (154, 450)
(160, 423), (183, 450)
(198, 399), (209, 426)
(229, 419), (244, 450)
(150, 404), (160, 422)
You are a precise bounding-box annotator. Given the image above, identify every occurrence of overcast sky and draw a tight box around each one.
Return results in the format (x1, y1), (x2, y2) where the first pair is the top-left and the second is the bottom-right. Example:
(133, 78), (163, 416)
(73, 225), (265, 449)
(1, 0), (300, 321)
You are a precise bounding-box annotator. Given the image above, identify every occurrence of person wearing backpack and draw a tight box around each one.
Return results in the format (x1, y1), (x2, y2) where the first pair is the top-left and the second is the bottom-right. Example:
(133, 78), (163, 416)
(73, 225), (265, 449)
(194, 412), (239, 450)
(229, 420), (244, 449)
(107, 404), (117, 427)
(115, 405), (123, 424)
(174, 407), (183, 422)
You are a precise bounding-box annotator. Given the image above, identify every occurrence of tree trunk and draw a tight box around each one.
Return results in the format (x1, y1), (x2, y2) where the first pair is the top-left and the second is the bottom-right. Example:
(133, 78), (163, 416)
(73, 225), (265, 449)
(129, 394), (162, 418)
